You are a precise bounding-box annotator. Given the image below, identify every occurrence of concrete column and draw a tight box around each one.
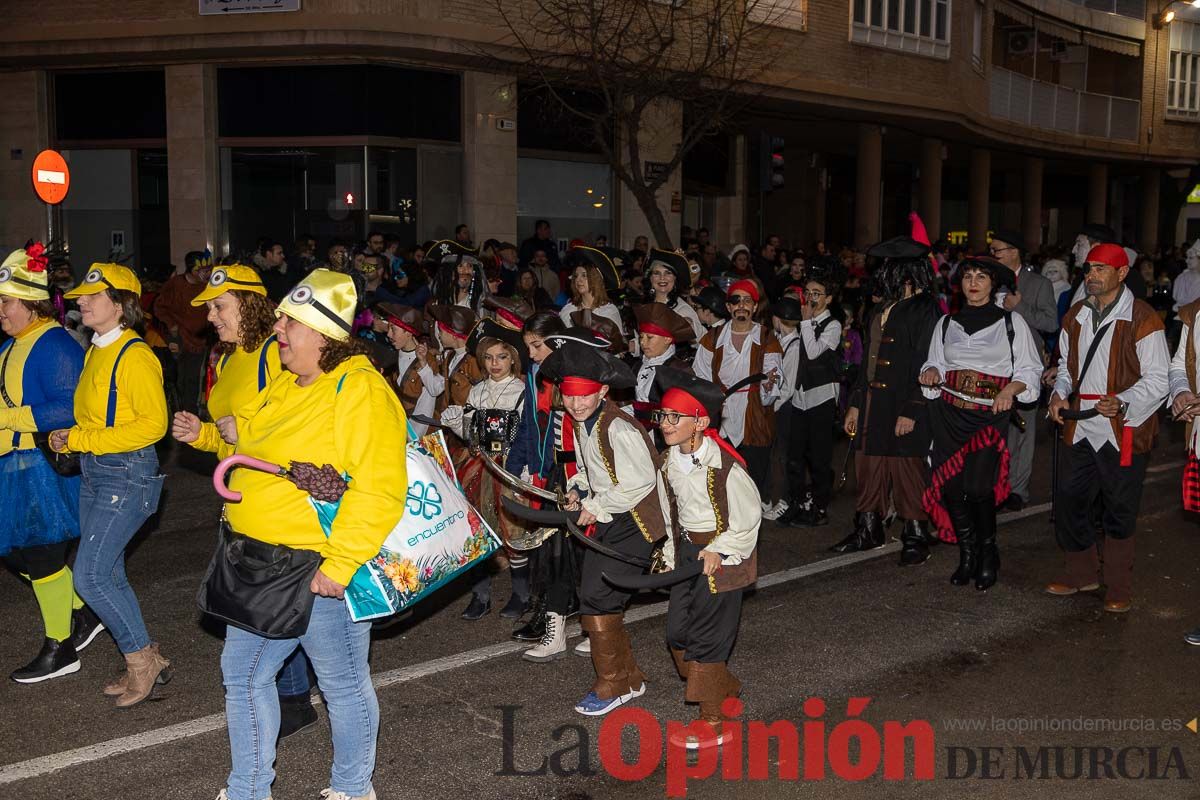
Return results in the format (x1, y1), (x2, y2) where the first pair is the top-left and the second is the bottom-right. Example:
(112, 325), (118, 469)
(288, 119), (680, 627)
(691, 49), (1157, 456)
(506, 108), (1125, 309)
(165, 64), (220, 267)
(462, 72), (517, 245)
(1088, 162), (1108, 226)
(968, 148), (991, 253)
(617, 97), (682, 249)
(714, 134), (746, 249)
(1022, 156), (1044, 252)
(1140, 166), (1161, 255)
(918, 138), (943, 242)
(0, 70), (51, 248)
(854, 124), (882, 249)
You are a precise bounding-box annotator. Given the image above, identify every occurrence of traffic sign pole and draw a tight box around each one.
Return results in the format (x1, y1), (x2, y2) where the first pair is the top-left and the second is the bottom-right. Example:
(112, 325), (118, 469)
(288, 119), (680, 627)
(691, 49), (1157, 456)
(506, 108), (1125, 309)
(31, 149), (70, 246)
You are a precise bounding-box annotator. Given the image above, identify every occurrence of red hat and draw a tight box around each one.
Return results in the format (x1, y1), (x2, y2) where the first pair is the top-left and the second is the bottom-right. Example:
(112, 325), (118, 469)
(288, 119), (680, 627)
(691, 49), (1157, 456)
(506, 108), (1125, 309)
(1085, 243), (1129, 270)
(727, 279), (760, 303)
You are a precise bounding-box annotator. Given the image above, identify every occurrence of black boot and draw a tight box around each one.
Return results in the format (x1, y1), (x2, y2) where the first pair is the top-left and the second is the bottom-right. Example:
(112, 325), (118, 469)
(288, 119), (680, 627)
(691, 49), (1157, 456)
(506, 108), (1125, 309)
(461, 594), (492, 620)
(971, 498), (999, 591)
(10, 637), (80, 684)
(947, 498), (976, 586)
(776, 495), (809, 525)
(70, 606), (106, 653)
(500, 563), (531, 619)
(278, 692), (319, 741)
(511, 595), (546, 641)
(898, 519), (931, 566)
(830, 512), (880, 553)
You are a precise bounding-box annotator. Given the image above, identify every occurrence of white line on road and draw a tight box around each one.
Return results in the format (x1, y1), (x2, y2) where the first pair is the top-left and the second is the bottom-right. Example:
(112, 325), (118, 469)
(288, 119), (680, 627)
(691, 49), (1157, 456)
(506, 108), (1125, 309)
(0, 463), (1181, 785)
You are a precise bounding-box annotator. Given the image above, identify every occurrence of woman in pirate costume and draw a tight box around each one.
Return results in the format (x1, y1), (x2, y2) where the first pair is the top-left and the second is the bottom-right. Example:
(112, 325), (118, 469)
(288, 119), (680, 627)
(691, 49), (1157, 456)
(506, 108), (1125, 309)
(374, 303), (440, 437)
(919, 256), (1042, 590)
(652, 369), (760, 749)
(559, 246), (629, 341)
(629, 303), (695, 438)
(539, 337), (666, 716)
(430, 240), (489, 315)
(0, 245), (92, 684)
(441, 319), (530, 620)
(646, 248), (706, 340)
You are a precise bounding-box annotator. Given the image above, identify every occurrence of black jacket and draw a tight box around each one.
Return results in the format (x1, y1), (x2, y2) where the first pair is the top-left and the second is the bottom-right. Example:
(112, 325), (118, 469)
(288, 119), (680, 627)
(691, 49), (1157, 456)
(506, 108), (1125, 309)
(849, 293), (942, 458)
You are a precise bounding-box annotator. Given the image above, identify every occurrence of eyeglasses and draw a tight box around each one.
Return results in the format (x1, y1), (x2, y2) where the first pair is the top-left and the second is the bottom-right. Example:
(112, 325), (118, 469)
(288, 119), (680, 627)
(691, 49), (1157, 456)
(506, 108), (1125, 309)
(806, 290), (826, 299)
(988, 246), (1016, 255)
(650, 410), (697, 426)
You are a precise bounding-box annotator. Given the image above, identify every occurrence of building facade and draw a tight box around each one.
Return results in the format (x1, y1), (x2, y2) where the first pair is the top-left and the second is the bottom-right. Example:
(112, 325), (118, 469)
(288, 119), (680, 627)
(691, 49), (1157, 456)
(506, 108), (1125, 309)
(1, 0), (1197, 271)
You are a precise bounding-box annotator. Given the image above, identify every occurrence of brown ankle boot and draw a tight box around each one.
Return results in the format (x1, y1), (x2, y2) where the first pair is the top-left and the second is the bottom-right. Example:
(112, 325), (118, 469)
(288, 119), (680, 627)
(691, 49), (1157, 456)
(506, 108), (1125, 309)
(1101, 536), (1135, 612)
(114, 643), (172, 709)
(103, 642), (169, 697)
(1045, 545), (1101, 595)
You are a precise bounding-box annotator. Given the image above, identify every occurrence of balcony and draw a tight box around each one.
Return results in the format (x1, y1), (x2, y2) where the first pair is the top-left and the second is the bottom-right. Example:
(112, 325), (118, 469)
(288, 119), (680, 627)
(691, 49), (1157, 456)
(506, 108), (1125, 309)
(989, 66), (1140, 141)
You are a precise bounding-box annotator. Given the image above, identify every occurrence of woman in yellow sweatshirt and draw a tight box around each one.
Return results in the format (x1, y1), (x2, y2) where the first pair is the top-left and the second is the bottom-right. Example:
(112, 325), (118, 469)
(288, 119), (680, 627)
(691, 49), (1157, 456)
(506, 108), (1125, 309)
(49, 263), (170, 709)
(212, 269), (406, 800)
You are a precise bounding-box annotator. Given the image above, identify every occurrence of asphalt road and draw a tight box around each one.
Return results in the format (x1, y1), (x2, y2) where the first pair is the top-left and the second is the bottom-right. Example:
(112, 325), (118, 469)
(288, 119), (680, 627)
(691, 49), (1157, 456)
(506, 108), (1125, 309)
(3, 424), (1200, 800)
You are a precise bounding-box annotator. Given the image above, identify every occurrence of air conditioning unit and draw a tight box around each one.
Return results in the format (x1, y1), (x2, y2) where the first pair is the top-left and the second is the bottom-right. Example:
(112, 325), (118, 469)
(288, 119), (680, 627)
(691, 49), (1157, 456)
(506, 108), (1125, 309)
(1008, 30), (1035, 56)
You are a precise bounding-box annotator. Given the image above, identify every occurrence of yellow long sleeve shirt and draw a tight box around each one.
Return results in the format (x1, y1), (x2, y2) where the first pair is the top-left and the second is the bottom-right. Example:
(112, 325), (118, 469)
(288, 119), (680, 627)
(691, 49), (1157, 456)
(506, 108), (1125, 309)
(225, 354), (408, 586)
(67, 328), (168, 455)
(192, 338), (281, 454)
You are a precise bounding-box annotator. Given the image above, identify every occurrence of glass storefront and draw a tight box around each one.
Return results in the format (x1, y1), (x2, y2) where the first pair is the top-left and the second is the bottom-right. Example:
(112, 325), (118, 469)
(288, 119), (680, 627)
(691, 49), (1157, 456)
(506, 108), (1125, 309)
(517, 157), (612, 245)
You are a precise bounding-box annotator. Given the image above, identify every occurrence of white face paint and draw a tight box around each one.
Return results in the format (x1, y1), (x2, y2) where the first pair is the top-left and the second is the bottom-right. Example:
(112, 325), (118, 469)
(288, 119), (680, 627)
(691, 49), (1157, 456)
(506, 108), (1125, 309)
(1187, 239), (1200, 272)
(1072, 235), (1092, 267)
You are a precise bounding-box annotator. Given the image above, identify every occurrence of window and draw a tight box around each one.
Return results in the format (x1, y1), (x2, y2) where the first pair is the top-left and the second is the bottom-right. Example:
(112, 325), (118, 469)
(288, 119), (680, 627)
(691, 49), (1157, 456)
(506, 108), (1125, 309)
(55, 71), (166, 141)
(1169, 21), (1200, 119)
(851, 0), (950, 59)
(971, 1), (984, 70)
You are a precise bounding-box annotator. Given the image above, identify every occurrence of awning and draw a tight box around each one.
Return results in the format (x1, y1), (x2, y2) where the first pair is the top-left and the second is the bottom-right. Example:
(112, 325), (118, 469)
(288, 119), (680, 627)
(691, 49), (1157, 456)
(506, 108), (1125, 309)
(1033, 16), (1082, 44)
(996, 0), (1033, 27)
(1083, 31), (1141, 58)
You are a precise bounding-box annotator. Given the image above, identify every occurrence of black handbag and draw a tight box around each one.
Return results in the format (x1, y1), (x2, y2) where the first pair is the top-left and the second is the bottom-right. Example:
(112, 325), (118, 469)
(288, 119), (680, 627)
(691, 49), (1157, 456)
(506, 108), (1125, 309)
(0, 341), (81, 477)
(196, 521), (322, 639)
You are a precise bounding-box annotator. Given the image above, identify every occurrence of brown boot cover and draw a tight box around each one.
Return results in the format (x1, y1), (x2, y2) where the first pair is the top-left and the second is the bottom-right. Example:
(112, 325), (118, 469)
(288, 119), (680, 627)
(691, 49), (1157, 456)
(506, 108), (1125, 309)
(1052, 545), (1101, 590)
(674, 662), (741, 747)
(669, 648), (690, 681)
(1101, 536), (1135, 606)
(581, 614), (644, 699)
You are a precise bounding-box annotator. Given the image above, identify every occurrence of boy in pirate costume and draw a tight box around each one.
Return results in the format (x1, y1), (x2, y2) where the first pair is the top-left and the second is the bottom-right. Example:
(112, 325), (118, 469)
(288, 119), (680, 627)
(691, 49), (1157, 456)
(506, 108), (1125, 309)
(427, 304), (483, 414)
(1170, 296), (1200, 642)
(375, 303), (440, 437)
(653, 369), (760, 749)
(539, 338), (666, 715)
(837, 237), (942, 561)
(693, 280), (783, 496)
(629, 303), (696, 440)
(1047, 244), (1169, 613)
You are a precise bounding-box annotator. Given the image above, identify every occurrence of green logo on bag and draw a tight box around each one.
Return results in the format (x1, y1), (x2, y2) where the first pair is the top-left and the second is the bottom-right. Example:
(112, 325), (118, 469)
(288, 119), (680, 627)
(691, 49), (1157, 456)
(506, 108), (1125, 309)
(406, 481), (443, 519)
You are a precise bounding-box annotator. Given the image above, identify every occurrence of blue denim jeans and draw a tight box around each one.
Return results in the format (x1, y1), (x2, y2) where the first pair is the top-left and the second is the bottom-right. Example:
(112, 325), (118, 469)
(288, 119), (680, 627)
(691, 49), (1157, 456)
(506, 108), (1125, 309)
(276, 648), (311, 697)
(74, 447), (164, 654)
(221, 595), (378, 800)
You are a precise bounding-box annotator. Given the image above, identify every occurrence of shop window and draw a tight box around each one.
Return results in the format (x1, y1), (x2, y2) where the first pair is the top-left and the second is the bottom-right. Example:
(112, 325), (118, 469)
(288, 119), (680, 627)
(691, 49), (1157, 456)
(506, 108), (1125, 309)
(55, 71), (166, 141)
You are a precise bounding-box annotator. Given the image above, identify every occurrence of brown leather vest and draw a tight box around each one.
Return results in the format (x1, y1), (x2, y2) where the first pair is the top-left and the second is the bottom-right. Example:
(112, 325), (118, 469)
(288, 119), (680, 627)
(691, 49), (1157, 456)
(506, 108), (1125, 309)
(1061, 297), (1164, 455)
(436, 350), (482, 413)
(591, 400), (667, 544)
(700, 324), (779, 447)
(662, 448), (757, 593)
(1179, 299), (1200, 394)
(396, 358), (424, 414)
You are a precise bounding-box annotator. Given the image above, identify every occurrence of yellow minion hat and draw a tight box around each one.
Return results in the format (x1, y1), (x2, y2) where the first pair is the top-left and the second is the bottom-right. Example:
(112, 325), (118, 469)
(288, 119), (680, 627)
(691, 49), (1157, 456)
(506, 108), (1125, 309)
(275, 268), (356, 341)
(0, 246), (50, 301)
(191, 264), (267, 306)
(64, 263), (142, 298)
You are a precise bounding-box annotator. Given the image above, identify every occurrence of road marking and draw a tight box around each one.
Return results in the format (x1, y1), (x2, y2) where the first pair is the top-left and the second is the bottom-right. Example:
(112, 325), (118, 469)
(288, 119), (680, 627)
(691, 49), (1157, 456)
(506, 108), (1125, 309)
(0, 462), (1181, 784)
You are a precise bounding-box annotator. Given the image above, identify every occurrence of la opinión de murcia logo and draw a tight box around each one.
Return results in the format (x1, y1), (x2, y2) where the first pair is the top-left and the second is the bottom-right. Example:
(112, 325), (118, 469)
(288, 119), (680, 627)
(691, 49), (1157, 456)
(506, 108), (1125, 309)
(497, 699), (1191, 796)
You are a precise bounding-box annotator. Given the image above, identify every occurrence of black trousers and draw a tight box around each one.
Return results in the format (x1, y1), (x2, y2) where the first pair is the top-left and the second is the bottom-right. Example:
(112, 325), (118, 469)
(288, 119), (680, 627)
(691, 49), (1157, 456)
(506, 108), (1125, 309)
(5, 541), (71, 581)
(177, 350), (207, 414)
(665, 540), (743, 663)
(1055, 441), (1147, 551)
(787, 399), (837, 509)
(736, 444), (771, 498)
(531, 528), (581, 615)
(578, 512), (657, 616)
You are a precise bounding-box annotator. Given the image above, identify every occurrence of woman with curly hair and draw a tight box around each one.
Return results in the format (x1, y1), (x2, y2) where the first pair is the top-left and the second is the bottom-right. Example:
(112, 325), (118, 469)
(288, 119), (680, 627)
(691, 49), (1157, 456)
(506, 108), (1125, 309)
(169, 265), (317, 739)
(210, 268), (406, 800)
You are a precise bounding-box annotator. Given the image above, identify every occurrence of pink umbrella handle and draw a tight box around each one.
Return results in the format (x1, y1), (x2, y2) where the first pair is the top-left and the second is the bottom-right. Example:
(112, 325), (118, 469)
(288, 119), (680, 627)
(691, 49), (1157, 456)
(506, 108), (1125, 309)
(213, 455), (287, 502)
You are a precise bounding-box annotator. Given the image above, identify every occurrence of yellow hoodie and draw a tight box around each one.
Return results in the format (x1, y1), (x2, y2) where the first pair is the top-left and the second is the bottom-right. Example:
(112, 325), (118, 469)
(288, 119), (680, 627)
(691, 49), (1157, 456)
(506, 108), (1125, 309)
(225, 354), (408, 586)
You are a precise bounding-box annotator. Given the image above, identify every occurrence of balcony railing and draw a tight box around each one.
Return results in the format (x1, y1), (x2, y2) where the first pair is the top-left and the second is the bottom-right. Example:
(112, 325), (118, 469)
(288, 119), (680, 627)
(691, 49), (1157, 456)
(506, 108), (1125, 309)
(989, 66), (1140, 142)
(1062, 0), (1145, 21)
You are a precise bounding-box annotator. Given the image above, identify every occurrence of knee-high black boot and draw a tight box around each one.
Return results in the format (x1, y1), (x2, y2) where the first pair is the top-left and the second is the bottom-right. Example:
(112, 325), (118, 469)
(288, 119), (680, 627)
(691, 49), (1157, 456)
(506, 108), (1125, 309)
(971, 497), (999, 591)
(947, 496), (976, 586)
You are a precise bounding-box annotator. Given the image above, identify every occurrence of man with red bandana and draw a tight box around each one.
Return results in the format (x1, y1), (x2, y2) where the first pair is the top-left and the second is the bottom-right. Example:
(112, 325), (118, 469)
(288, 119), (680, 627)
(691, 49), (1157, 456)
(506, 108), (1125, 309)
(1046, 243), (1168, 614)
(692, 279), (782, 494)
(539, 334), (666, 716)
(652, 369), (759, 750)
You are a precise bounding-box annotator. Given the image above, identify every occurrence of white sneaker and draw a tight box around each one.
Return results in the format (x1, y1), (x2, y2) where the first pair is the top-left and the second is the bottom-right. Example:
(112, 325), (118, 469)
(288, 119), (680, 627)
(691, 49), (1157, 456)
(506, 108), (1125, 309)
(574, 636), (591, 656)
(762, 500), (788, 521)
(523, 612), (567, 662)
(760, 500), (772, 513)
(319, 788), (376, 800)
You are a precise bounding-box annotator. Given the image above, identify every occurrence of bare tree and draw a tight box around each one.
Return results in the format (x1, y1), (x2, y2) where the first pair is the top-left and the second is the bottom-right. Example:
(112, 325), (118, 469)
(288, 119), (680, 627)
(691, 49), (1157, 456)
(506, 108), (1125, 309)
(492, 0), (785, 249)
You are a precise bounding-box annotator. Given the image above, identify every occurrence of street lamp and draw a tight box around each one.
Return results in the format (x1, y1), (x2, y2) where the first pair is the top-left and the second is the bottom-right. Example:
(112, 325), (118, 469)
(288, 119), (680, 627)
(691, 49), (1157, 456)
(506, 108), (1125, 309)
(1155, 0), (1200, 29)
